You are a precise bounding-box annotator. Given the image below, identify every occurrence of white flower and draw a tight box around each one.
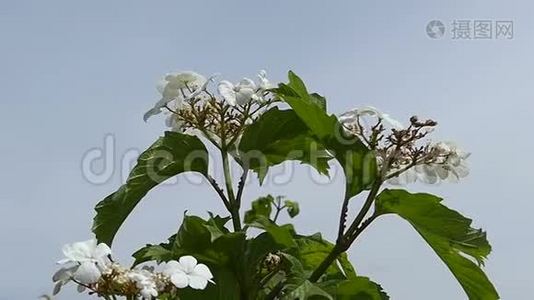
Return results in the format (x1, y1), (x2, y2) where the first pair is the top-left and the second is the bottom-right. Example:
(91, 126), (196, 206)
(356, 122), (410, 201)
(185, 73), (218, 100)
(386, 166), (418, 185)
(161, 256), (214, 290)
(417, 141), (470, 183)
(340, 106), (404, 130)
(128, 269), (158, 299)
(258, 70), (274, 90)
(387, 141), (470, 185)
(218, 78), (258, 106)
(55, 239), (112, 285)
(52, 266), (77, 295)
(144, 71), (206, 121)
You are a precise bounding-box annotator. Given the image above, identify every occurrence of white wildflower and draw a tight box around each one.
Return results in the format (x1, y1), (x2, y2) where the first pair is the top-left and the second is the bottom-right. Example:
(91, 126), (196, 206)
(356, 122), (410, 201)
(161, 256), (214, 290)
(55, 239), (112, 285)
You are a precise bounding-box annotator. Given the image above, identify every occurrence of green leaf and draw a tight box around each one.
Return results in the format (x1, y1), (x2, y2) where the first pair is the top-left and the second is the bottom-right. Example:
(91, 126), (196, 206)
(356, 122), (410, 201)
(132, 236), (175, 265)
(135, 216), (291, 300)
(205, 212), (231, 243)
(284, 200), (300, 218)
(244, 195), (274, 224)
(239, 107), (331, 183)
(92, 131), (209, 245)
(274, 71), (376, 198)
(375, 189), (499, 300)
(290, 233), (356, 281)
(319, 277), (389, 300)
(282, 280), (333, 300)
(273, 253), (331, 300)
(247, 215), (297, 248)
(178, 267), (241, 300)
(133, 215), (246, 300)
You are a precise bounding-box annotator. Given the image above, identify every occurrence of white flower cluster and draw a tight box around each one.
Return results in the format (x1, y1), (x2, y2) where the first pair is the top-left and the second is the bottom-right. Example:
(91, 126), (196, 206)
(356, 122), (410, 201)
(52, 239), (214, 299)
(144, 70), (274, 132)
(340, 106), (470, 185)
(388, 141), (470, 185)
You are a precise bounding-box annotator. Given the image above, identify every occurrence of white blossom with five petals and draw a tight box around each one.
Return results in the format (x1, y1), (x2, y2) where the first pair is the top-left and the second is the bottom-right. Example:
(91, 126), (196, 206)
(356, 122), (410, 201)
(161, 256), (214, 290)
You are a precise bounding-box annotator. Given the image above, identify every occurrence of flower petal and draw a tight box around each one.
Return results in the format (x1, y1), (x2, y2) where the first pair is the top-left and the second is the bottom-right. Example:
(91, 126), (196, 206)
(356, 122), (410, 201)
(218, 80), (237, 106)
(61, 239), (97, 262)
(53, 266), (76, 282)
(188, 275), (209, 290)
(235, 88), (255, 105)
(73, 261), (101, 284)
(161, 260), (181, 277)
(238, 78), (256, 90)
(178, 256), (198, 273)
(170, 272), (189, 289)
(53, 282), (63, 295)
(143, 107), (162, 122)
(94, 243), (112, 258)
(192, 263), (213, 280)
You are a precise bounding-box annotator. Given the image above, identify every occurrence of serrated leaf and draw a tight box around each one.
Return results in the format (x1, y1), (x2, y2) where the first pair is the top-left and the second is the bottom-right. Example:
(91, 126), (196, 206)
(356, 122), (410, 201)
(375, 189), (499, 300)
(274, 71), (376, 198)
(319, 277), (389, 300)
(205, 213), (231, 243)
(239, 107), (331, 183)
(92, 131), (209, 245)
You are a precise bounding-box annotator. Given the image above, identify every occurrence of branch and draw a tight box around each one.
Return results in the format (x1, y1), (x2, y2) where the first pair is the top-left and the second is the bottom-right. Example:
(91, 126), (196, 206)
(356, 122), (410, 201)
(206, 175), (231, 211)
(308, 179), (383, 283)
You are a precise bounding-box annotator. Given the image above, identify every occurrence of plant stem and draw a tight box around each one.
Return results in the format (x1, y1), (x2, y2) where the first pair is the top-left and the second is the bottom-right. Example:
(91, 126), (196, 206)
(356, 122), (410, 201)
(206, 175), (231, 211)
(342, 179), (382, 240)
(308, 242), (345, 283)
(308, 179), (383, 283)
(272, 197), (286, 224)
(235, 167), (249, 208)
(266, 282), (284, 300)
(336, 185), (352, 243)
(221, 149), (242, 231)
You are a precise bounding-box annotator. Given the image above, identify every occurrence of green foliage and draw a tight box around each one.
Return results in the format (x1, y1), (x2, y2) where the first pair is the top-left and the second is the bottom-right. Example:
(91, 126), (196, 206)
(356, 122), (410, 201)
(85, 71), (499, 300)
(282, 280), (333, 300)
(239, 107), (331, 183)
(290, 234), (356, 281)
(92, 131), (209, 245)
(319, 277), (389, 300)
(375, 189), (499, 300)
(245, 195), (301, 224)
(245, 195), (274, 224)
(134, 215), (244, 299)
(284, 200), (300, 218)
(246, 215), (297, 248)
(277, 249), (385, 300)
(273, 71), (377, 198)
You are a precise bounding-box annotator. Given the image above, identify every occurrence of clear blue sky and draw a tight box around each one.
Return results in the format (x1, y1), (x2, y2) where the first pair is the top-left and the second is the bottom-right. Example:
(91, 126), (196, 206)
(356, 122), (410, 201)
(1, 0), (532, 299)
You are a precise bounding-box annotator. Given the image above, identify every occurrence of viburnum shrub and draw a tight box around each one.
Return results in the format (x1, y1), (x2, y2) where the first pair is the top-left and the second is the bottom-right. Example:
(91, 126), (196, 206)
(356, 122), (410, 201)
(50, 70), (499, 299)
